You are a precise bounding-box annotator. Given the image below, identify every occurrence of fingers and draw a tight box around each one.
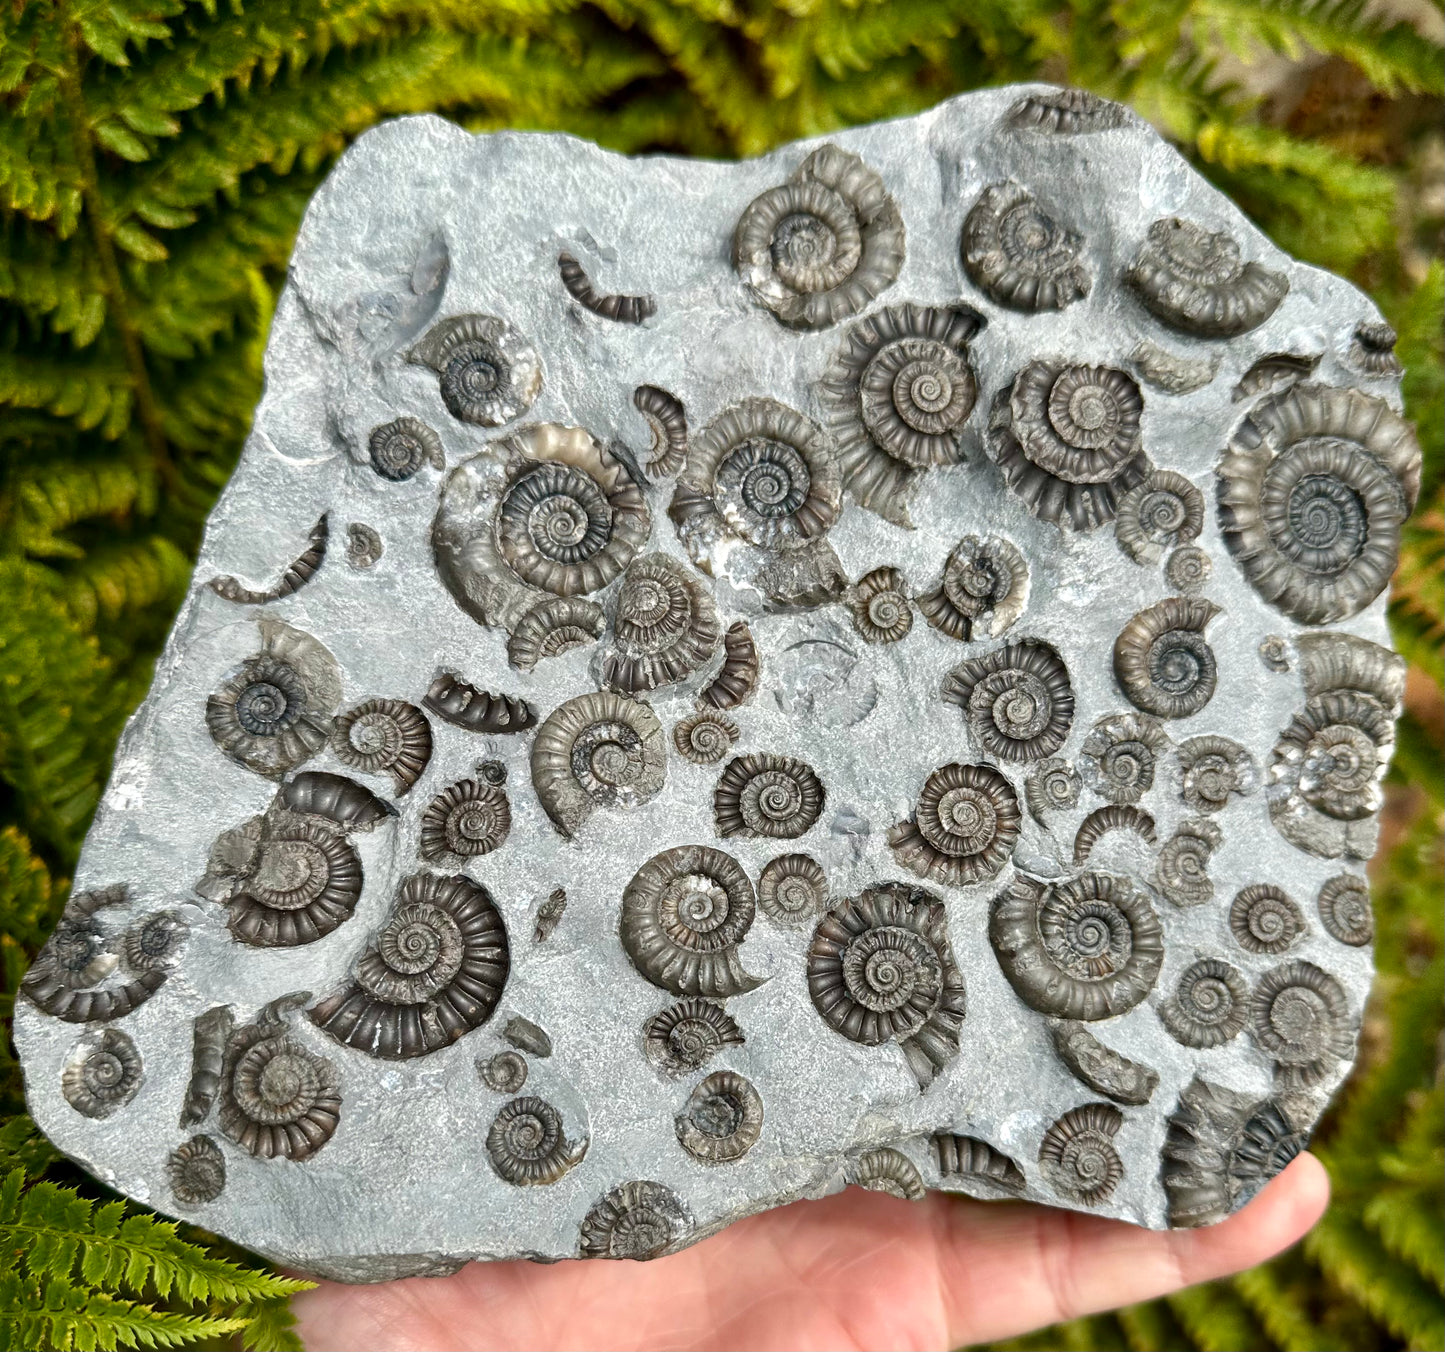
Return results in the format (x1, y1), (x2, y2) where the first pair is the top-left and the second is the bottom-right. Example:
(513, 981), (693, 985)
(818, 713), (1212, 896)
(932, 1151), (1331, 1347)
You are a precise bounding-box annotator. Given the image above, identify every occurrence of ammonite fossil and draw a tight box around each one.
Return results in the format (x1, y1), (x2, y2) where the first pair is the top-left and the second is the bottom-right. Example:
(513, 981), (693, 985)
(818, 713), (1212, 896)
(1349, 320), (1403, 378)
(675, 1070), (764, 1163)
(672, 710), (738, 766)
(61, 1029), (143, 1119)
(1249, 960), (1355, 1088)
(987, 360), (1148, 531)
(642, 998), (745, 1075)
(849, 1147), (925, 1201)
(698, 621), (760, 710)
(756, 853), (829, 927)
(1260, 635), (1292, 672)
(408, 314), (542, 426)
(714, 753), (825, 840)
(819, 302), (983, 523)
(367, 417), (444, 481)
(503, 1016), (551, 1058)
(345, 522), (383, 569)
(918, 536), (1028, 642)
(1159, 958), (1248, 1048)
(418, 778), (511, 860)
(942, 637), (1074, 763)
(281, 771), (395, 832)
(1317, 874), (1373, 947)
(620, 845), (764, 999)
(1125, 217), (1288, 338)
(181, 1006), (234, 1128)
(888, 762), (1021, 887)
(848, 566), (913, 644)
(167, 1135), (226, 1205)
(1229, 884), (1305, 956)
(1129, 341), (1219, 395)
(1005, 87), (1129, 134)
(579, 1180), (693, 1260)
(481, 1050), (528, 1094)
(1039, 1104), (1124, 1206)
(121, 910), (186, 973)
(1233, 352), (1320, 403)
(932, 1134), (1026, 1194)
(508, 596), (606, 670)
(1165, 544), (1213, 595)
(1113, 598), (1221, 719)
(209, 513), (328, 603)
(733, 143), (905, 330)
(1023, 758), (1081, 823)
(487, 1095), (588, 1185)
(425, 675), (536, 735)
(533, 887), (566, 945)
(557, 252), (656, 324)
(602, 553), (722, 694)
(1113, 470), (1204, 565)
(1154, 818), (1223, 907)
(331, 699), (432, 796)
(1072, 805), (1157, 865)
(989, 872), (1164, 1021)
(1175, 736), (1257, 813)
(961, 181), (1090, 312)
(309, 872), (510, 1060)
(1079, 713), (1169, 805)
(807, 881), (967, 1090)
(531, 690), (666, 838)
(1218, 383), (1420, 625)
(1051, 1022), (1158, 1107)
(1163, 1077), (1309, 1227)
(633, 385), (688, 481)
(205, 620), (340, 779)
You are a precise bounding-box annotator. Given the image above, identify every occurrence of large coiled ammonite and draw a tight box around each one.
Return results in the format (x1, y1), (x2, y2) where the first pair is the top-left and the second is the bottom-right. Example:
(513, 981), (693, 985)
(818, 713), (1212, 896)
(943, 638), (1074, 763)
(961, 181), (1091, 312)
(713, 753), (825, 840)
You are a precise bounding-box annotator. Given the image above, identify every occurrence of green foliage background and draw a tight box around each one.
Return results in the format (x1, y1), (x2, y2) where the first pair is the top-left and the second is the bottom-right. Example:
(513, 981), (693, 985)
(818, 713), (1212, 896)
(0, 2), (1440, 1348)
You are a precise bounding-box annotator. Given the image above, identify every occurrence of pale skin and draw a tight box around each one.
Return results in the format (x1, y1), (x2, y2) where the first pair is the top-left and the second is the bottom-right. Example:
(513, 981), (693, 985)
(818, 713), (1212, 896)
(293, 1151), (1328, 1352)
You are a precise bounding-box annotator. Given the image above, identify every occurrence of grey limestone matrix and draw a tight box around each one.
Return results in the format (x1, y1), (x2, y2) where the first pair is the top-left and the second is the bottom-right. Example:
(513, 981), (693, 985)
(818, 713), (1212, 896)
(16, 85), (1420, 1282)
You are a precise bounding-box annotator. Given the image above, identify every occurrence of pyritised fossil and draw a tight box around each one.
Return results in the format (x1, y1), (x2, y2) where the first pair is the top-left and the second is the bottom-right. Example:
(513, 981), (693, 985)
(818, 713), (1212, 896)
(180, 1006), (234, 1127)
(643, 998), (745, 1076)
(557, 252), (656, 324)
(633, 385), (688, 481)
(932, 1134), (1026, 1194)
(1079, 713), (1169, 805)
(368, 417), (444, 481)
(210, 514), (329, 603)
(1039, 1104), (1124, 1206)
(418, 777), (511, 860)
(487, 1095), (588, 1185)
(1072, 805), (1157, 865)
(698, 621), (759, 710)
(1024, 758), (1081, 823)
(602, 553), (721, 694)
(848, 566), (913, 644)
(1113, 471), (1203, 565)
(888, 762), (1021, 886)
(1005, 87), (1130, 134)
(61, 1029), (143, 1119)
(1229, 884), (1305, 955)
(168, 1135), (226, 1205)
(424, 675), (535, 735)
(756, 853), (828, 926)
(962, 181), (1090, 312)
(507, 596), (605, 670)
(943, 638), (1074, 762)
(1155, 818), (1224, 907)
(918, 536), (1028, 641)
(1159, 958), (1248, 1048)
(1249, 961), (1356, 1089)
(1114, 598), (1220, 719)
(675, 1070), (763, 1163)
(714, 753), (824, 840)
(344, 522), (383, 569)
(672, 710), (738, 765)
(849, 1147), (925, 1200)
(1317, 874), (1373, 947)
(1051, 1023), (1158, 1106)
(408, 315), (542, 426)
(579, 1180), (693, 1260)
(332, 699), (432, 795)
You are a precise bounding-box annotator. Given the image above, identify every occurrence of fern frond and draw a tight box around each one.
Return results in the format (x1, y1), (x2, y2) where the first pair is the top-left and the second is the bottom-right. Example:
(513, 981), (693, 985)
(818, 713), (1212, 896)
(58, 535), (192, 631)
(1167, 1281), (1267, 1351)
(2, 449), (157, 559)
(0, 343), (134, 438)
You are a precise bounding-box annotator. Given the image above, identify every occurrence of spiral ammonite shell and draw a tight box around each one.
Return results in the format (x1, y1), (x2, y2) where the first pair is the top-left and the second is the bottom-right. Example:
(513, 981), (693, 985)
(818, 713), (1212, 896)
(1113, 598), (1221, 719)
(367, 417), (444, 481)
(206, 654), (334, 780)
(1229, 884), (1305, 955)
(218, 1021), (341, 1161)
(480, 1050), (528, 1094)
(643, 998), (745, 1076)
(121, 910), (185, 974)
(1316, 874), (1373, 947)
(223, 818), (362, 949)
(943, 638), (1074, 763)
(1159, 958), (1248, 1047)
(579, 1180), (693, 1260)
(888, 763), (1021, 887)
(714, 754), (824, 840)
(1155, 818), (1223, 907)
(1249, 960), (1355, 1088)
(1114, 469), (1205, 564)
(61, 1029), (142, 1119)
(1039, 1104), (1123, 1206)
(756, 853), (829, 927)
(672, 710), (739, 765)
(167, 1135), (226, 1205)
(331, 699), (432, 796)
(961, 181), (1091, 311)
(603, 553), (722, 694)
(408, 314), (542, 426)
(675, 1070), (764, 1163)
(1072, 805), (1157, 865)
(1024, 759), (1081, 823)
(1079, 713), (1169, 805)
(849, 566), (913, 644)
(487, 1095), (588, 1186)
(1165, 545), (1212, 595)
(418, 778), (511, 860)
(1175, 736), (1257, 813)
(849, 1147), (925, 1200)
(918, 536), (1029, 642)
(507, 596), (606, 670)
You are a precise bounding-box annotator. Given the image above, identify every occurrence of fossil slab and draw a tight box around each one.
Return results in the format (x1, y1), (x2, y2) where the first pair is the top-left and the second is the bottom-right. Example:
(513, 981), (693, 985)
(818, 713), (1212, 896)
(17, 86), (1415, 1281)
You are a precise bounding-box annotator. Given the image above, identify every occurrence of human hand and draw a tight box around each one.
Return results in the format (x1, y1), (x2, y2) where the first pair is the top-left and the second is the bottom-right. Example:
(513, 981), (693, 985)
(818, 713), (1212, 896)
(293, 1150), (1327, 1351)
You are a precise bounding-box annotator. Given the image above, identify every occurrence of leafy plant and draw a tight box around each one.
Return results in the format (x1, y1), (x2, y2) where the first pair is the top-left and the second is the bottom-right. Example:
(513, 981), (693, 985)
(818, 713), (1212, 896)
(2, 1), (1440, 1348)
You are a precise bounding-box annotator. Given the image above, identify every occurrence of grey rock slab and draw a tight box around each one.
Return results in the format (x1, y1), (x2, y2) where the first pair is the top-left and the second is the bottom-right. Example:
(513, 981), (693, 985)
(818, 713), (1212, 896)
(17, 85), (1417, 1281)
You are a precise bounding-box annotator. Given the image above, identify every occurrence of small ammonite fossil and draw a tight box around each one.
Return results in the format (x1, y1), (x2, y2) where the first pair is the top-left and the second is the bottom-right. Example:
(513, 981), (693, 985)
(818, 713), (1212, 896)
(642, 998), (745, 1076)
(1233, 352), (1320, 403)
(1129, 340), (1219, 395)
(408, 314), (542, 426)
(61, 1029), (143, 1119)
(480, 1050), (528, 1094)
(1072, 805), (1158, 865)
(1005, 87), (1130, 134)
(1159, 957), (1248, 1048)
(1051, 1022), (1158, 1107)
(714, 753), (825, 840)
(756, 853), (829, 927)
(675, 1070), (764, 1164)
(367, 416), (444, 481)
(733, 143), (905, 330)
(987, 360), (1148, 531)
(1260, 635), (1292, 672)
(167, 1135), (226, 1205)
(849, 1148), (925, 1201)
(1079, 713), (1169, 805)
(1249, 960), (1355, 1089)
(1113, 598), (1221, 719)
(888, 762), (1021, 887)
(503, 1016), (552, 1058)
(1113, 469), (1204, 565)
(282, 771), (395, 832)
(533, 887), (567, 944)
(990, 871), (1164, 1021)
(1175, 736), (1257, 812)
(807, 881), (967, 1091)
(961, 181), (1091, 312)
(531, 690), (666, 838)
(419, 778), (511, 860)
(1125, 216), (1288, 338)
(121, 910), (186, 973)
(1023, 758), (1081, 823)
(1349, 320), (1403, 378)
(1317, 874), (1373, 947)
(932, 1133), (1025, 1194)
(942, 637), (1074, 763)
(672, 710), (739, 766)
(848, 566), (913, 644)
(620, 845), (764, 999)
(487, 1095), (588, 1186)
(1229, 884), (1305, 955)
(1165, 545), (1212, 595)
(1155, 818), (1223, 907)
(181, 1005), (234, 1128)
(1039, 1104), (1124, 1206)
(557, 252), (656, 324)
(424, 674), (536, 735)
(633, 385), (688, 481)
(209, 513), (329, 604)
(602, 553), (722, 694)
(918, 536), (1028, 642)
(331, 699), (432, 796)
(579, 1180), (693, 1260)
(345, 522), (383, 570)
(508, 597), (606, 671)
(698, 622), (760, 710)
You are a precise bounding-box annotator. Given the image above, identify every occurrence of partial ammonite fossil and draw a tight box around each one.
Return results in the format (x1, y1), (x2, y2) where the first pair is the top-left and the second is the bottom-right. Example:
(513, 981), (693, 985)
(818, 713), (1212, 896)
(1039, 1104), (1124, 1206)
(989, 872), (1164, 1021)
(408, 314), (542, 426)
(1218, 383), (1420, 625)
(1129, 341), (1219, 395)
(1024, 758), (1081, 823)
(733, 143), (904, 329)
(602, 553), (722, 694)
(487, 1095), (588, 1186)
(942, 638), (1074, 763)
(419, 778), (511, 860)
(918, 536), (1028, 642)
(1155, 818), (1223, 907)
(424, 676), (536, 736)
(168, 1135), (226, 1205)
(209, 514), (329, 603)
(1233, 352), (1320, 403)
(557, 252), (656, 324)
(1348, 320), (1402, 378)
(480, 1051), (528, 1094)
(1229, 884), (1305, 956)
(819, 302), (984, 523)
(181, 1006), (234, 1128)
(1113, 598), (1220, 719)
(61, 1029), (142, 1119)
(331, 699), (432, 796)
(533, 888), (566, 945)
(807, 881), (967, 1091)
(698, 621), (760, 710)
(1051, 1023), (1158, 1107)
(714, 753), (824, 840)
(1175, 736), (1257, 813)
(987, 360), (1148, 531)
(1159, 958), (1248, 1048)
(1079, 713), (1169, 805)
(621, 845), (764, 999)
(1249, 960), (1355, 1089)
(632, 385), (688, 481)
(531, 691), (666, 838)
(1125, 217), (1288, 338)
(368, 417), (444, 481)
(1113, 470), (1204, 565)
(756, 853), (829, 927)
(961, 181), (1091, 312)
(579, 1180), (693, 1260)
(932, 1134), (1026, 1194)
(344, 522), (383, 570)
(888, 763), (1021, 887)
(205, 620), (341, 780)
(309, 872), (510, 1060)
(1316, 874), (1373, 947)
(849, 1148), (926, 1200)
(675, 1070), (764, 1163)
(643, 998), (745, 1076)
(848, 566), (913, 644)
(1072, 805), (1157, 865)
(1005, 87), (1130, 134)
(672, 710), (738, 766)
(281, 771), (395, 832)
(507, 596), (606, 671)
(122, 910), (186, 974)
